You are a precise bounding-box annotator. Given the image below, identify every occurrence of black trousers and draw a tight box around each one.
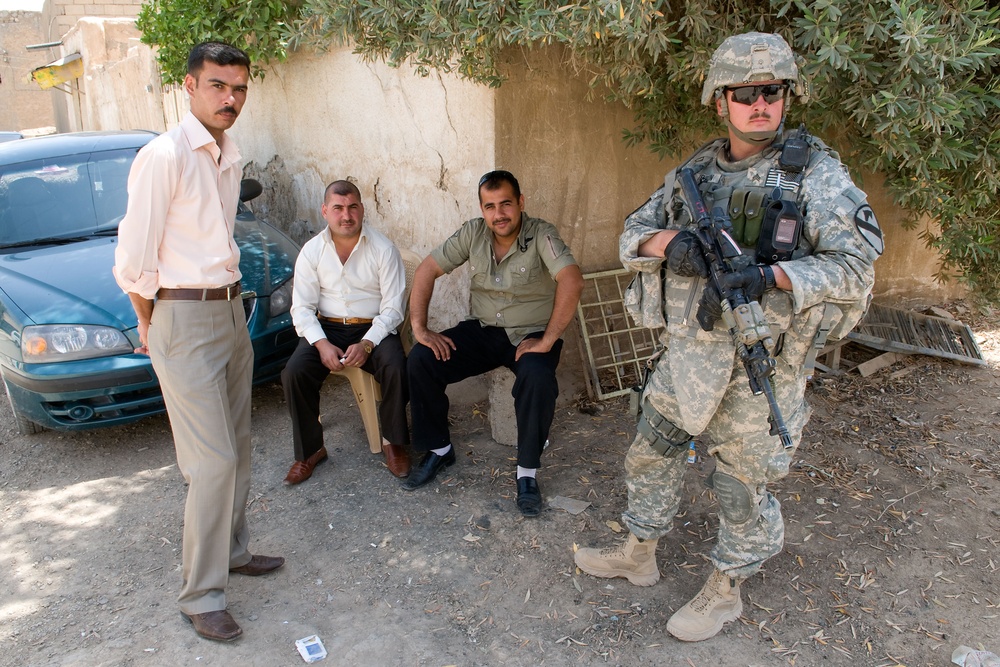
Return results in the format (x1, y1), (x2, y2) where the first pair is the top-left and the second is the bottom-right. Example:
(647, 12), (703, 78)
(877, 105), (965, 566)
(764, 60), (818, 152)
(281, 322), (409, 461)
(407, 319), (562, 469)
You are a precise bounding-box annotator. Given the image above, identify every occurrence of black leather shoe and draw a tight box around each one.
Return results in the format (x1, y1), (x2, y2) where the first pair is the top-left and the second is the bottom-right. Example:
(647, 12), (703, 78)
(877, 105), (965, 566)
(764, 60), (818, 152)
(517, 477), (542, 517)
(402, 448), (456, 490)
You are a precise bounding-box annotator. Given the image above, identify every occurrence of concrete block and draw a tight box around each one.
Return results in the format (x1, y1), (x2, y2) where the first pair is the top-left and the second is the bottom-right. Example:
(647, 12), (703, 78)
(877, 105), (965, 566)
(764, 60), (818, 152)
(488, 367), (517, 446)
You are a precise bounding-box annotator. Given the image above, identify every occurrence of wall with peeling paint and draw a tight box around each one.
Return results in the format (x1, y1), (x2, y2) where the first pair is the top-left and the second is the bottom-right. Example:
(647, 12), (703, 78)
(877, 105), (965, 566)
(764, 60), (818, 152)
(232, 48), (495, 335)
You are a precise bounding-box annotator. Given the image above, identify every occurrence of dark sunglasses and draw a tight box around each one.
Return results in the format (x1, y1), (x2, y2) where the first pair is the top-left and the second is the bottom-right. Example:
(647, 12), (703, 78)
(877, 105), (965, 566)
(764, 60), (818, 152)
(727, 83), (788, 105)
(479, 169), (516, 187)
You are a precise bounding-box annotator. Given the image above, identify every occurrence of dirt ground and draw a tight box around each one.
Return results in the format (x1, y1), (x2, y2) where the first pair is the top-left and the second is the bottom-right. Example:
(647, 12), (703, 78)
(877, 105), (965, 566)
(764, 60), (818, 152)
(2, 301), (999, 667)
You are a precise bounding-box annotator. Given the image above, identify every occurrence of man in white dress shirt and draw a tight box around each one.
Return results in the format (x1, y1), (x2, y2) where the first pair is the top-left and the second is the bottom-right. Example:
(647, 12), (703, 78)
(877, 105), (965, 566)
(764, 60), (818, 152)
(281, 179), (410, 483)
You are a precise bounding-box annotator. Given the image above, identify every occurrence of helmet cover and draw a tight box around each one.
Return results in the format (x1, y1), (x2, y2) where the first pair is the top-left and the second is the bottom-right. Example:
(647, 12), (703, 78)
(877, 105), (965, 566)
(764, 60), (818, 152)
(701, 32), (807, 106)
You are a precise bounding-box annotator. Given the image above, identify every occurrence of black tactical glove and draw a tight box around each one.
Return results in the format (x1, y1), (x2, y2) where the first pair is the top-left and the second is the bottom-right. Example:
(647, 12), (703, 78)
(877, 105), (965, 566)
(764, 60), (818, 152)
(664, 230), (709, 278)
(723, 265), (774, 303)
(696, 285), (724, 331)
(695, 266), (775, 331)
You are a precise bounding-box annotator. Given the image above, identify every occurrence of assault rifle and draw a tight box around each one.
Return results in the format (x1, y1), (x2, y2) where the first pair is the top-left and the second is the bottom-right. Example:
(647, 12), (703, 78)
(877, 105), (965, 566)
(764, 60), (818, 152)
(676, 167), (793, 449)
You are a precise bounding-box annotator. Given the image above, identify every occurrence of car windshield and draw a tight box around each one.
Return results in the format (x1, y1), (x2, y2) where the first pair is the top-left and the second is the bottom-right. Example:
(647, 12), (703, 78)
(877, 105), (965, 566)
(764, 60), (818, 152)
(0, 148), (139, 248)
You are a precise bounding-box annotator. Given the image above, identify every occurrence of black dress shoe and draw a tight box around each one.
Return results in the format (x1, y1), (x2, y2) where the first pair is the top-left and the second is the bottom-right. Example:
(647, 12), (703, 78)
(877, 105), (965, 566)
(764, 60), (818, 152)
(402, 448), (456, 490)
(517, 477), (542, 517)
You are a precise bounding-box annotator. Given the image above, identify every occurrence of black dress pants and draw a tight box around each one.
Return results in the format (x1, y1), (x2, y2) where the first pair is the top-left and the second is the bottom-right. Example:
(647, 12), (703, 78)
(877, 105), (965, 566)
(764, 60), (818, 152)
(282, 321), (408, 461)
(407, 319), (562, 469)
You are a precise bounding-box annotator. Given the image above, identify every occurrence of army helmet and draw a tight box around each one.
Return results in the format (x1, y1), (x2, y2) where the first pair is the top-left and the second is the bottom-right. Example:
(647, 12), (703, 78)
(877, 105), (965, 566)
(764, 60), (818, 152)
(700, 32), (807, 108)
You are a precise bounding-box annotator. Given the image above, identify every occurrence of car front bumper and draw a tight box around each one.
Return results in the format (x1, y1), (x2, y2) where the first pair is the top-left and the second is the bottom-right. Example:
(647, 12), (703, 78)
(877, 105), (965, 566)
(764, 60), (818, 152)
(2, 354), (165, 431)
(2, 305), (299, 432)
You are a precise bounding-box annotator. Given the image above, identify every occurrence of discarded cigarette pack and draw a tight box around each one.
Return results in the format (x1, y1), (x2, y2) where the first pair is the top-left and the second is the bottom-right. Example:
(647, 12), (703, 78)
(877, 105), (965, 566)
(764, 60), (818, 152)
(295, 635), (327, 663)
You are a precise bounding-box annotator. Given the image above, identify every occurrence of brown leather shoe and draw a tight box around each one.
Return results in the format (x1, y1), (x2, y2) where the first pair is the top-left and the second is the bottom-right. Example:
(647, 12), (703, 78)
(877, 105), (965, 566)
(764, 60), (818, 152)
(284, 446), (328, 485)
(181, 609), (242, 642)
(229, 554), (285, 576)
(382, 443), (411, 478)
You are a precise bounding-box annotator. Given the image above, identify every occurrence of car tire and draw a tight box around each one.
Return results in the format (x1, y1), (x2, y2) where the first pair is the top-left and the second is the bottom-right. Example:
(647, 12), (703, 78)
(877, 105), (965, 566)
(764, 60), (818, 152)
(2, 373), (45, 435)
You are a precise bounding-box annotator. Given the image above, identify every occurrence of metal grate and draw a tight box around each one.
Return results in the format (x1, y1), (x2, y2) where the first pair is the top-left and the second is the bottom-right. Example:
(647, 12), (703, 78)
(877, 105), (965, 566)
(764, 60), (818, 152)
(576, 268), (664, 400)
(847, 303), (986, 366)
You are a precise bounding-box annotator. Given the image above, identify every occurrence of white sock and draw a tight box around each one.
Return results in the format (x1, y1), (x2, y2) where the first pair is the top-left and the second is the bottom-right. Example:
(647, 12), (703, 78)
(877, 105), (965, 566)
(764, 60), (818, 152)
(431, 445), (452, 456)
(517, 466), (536, 479)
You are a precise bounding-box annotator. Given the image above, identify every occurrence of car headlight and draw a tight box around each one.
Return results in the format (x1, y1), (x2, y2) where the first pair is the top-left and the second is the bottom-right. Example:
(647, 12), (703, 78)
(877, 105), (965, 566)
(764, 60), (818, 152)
(21, 325), (133, 362)
(269, 278), (293, 317)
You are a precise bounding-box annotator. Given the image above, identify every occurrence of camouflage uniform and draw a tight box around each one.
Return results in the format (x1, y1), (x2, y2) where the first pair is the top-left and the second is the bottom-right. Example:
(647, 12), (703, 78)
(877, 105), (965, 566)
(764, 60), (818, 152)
(619, 132), (881, 579)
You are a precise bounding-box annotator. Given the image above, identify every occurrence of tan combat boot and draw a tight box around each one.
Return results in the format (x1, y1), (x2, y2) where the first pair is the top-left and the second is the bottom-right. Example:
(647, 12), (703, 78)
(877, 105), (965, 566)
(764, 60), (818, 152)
(574, 533), (660, 586)
(666, 568), (744, 641)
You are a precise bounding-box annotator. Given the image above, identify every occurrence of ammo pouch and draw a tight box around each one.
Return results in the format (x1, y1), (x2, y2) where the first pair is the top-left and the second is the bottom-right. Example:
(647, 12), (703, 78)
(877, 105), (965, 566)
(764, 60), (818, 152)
(637, 400), (691, 457)
(728, 188), (768, 246)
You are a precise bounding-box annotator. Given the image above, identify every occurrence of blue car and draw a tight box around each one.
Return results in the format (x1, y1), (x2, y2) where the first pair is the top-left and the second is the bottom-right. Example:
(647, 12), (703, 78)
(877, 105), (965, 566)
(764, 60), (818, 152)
(0, 131), (300, 434)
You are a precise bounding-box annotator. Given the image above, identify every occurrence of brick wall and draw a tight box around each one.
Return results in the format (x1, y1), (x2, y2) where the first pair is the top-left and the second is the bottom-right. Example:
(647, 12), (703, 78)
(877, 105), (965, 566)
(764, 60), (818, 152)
(51, 0), (142, 38)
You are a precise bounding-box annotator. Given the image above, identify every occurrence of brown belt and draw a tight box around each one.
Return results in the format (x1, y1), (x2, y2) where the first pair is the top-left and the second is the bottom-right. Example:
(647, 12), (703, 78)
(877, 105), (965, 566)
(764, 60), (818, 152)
(157, 282), (242, 301)
(318, 315), (374, 325)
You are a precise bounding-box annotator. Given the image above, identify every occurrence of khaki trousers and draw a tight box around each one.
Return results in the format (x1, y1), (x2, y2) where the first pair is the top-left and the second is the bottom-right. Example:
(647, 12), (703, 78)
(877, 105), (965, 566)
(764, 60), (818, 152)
(148, 298), (254, 614)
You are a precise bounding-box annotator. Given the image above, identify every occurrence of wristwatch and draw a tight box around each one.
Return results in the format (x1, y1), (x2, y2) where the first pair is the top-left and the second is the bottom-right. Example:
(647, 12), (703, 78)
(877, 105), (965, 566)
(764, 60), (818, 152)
(362, 340), (374, 355)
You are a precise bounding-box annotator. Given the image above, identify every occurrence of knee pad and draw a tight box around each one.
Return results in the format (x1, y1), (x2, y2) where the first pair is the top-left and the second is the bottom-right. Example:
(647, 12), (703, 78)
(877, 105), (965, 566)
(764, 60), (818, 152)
(637, 401), (691, 457)
(709, 471), (761, 526)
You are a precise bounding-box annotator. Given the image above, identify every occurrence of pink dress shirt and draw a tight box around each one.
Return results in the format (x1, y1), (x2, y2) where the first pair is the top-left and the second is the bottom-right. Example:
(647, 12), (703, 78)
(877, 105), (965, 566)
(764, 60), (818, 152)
(114, 112), (243, 300)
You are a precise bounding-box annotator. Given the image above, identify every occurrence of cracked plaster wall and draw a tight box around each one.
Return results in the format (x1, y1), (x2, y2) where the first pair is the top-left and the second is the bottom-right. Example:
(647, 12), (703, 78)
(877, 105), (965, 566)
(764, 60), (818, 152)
(233, 47), (492, 336)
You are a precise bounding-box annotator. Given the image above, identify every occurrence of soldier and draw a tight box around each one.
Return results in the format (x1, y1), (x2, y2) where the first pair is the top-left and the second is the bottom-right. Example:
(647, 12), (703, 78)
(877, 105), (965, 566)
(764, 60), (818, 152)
(574, 32), (883, 641)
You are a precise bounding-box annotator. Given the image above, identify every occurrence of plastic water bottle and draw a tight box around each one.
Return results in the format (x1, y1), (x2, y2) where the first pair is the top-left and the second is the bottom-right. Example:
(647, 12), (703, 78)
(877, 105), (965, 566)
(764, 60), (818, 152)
(686, 441), (697, 464)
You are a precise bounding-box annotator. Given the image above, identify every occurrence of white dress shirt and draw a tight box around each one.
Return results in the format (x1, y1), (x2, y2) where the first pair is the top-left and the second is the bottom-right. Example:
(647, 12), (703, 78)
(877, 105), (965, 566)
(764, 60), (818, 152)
(291, 223), (405, 347)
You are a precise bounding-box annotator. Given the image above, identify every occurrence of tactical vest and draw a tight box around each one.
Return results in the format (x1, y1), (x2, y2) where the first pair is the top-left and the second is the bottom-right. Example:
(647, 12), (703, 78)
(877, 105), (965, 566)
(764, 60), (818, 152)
(653, 132), (872, 361)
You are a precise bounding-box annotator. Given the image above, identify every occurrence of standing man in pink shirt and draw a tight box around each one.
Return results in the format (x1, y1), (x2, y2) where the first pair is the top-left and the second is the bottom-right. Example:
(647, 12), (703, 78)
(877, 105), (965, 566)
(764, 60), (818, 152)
(114, 42), (283, 642)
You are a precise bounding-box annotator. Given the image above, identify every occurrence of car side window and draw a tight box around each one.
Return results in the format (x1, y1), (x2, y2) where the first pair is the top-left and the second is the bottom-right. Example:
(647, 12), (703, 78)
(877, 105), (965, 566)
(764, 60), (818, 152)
(87, 150), (138, 227)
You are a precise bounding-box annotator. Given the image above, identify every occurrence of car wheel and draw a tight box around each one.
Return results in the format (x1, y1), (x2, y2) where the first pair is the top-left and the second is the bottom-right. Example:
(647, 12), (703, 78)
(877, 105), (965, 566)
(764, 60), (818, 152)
(1, 372), (45, 435)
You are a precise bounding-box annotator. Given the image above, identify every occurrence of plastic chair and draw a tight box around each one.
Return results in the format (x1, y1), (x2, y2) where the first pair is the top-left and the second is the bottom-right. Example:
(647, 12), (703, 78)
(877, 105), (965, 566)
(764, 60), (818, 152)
(332, 248), (421, 453)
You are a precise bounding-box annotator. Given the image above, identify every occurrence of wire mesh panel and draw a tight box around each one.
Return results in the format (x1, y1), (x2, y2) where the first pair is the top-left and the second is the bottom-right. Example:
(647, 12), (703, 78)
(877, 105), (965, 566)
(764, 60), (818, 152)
(576, 268), (664, 401)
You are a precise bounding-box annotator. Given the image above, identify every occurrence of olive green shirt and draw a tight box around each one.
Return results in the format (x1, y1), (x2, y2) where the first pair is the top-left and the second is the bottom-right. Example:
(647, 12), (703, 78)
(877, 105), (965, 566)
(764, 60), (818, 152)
(431, 214), (578, 345)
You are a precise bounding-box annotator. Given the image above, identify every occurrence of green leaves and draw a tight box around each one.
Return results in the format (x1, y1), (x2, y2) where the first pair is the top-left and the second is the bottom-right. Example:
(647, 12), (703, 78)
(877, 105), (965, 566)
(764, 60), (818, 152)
(136, 0), (298, 84)
(137, 0), (1000, 300)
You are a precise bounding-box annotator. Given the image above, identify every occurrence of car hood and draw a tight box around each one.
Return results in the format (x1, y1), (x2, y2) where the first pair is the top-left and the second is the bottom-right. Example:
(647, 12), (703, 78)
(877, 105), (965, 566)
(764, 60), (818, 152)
(0, 219), (295, 329)
(0, 237), (133, 328)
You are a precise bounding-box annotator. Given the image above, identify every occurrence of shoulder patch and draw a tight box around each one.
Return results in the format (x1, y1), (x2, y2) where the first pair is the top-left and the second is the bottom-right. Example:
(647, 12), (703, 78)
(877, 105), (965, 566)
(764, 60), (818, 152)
(854, 204), (883, 255)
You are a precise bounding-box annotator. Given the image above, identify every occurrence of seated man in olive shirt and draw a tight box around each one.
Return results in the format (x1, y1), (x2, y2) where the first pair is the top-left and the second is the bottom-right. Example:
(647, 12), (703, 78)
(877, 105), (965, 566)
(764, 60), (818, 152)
(403, 170), (584, 517)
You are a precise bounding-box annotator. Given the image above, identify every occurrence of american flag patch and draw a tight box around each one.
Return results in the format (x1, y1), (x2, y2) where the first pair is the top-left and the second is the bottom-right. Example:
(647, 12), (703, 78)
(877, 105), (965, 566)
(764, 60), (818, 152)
(765, 169), (800, 194)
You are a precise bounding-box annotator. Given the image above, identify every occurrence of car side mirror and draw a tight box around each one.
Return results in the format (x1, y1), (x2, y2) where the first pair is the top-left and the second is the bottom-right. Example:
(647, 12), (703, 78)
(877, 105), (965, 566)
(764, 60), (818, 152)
(240, 178), (263, 203)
